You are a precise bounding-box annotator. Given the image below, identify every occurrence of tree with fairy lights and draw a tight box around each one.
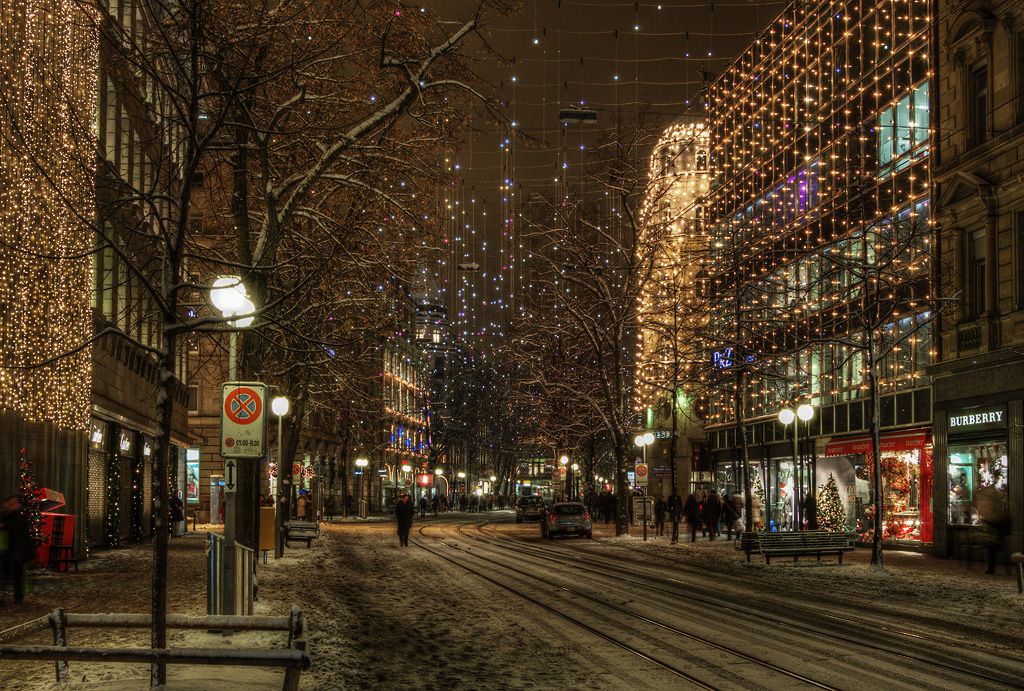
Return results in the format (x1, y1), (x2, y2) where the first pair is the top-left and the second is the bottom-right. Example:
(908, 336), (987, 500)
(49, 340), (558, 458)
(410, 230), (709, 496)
(511, 107), (685, 536)
(6, 0), (514, 680)
(19, 449), (47, 552)
(816, 473), (845, 532)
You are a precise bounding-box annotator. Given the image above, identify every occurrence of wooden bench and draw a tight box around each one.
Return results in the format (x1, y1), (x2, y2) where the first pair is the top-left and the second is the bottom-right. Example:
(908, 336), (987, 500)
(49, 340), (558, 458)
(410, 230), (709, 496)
(48, 545), (78, 572)
(284, 522), (320, 548)
(757, 530), (855, 565)
(734, 532), (762, 562)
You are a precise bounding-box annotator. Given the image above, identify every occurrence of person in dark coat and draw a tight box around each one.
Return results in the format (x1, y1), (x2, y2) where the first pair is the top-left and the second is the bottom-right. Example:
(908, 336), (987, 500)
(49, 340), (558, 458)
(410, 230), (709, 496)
(720, 493), (739, 540)
(682, 493), (701, 542)
(667, 490), (683, 543)
(1, 495), (33, 604)
(418, 495), (428, 518)
(395, 490), (415, 546)
(703, 489), (722, 540)
(653, 496), (667, 536)
(169, 493), (186, 537)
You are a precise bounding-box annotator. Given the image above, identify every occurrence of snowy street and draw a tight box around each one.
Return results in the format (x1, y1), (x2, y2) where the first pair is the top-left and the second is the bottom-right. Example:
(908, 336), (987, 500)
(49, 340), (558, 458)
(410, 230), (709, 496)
(2, 512), (1024, 690)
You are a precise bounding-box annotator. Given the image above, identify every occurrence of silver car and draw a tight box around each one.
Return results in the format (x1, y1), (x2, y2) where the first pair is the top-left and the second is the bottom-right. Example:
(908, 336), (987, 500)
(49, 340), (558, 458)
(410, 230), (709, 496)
(542, 502), (593, 539)
(515, 495), (546, 523)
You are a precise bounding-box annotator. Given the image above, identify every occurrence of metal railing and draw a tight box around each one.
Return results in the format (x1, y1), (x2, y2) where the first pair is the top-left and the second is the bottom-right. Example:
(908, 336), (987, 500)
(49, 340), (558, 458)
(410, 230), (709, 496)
(207, 532), (254, 615)
(0, 607), (310, 691)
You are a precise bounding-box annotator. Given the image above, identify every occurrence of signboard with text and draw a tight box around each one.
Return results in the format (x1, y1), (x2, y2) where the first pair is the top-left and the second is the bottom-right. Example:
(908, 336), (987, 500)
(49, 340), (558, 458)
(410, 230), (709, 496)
(634, 463), (649, 486)
(220, 382), (268, 458)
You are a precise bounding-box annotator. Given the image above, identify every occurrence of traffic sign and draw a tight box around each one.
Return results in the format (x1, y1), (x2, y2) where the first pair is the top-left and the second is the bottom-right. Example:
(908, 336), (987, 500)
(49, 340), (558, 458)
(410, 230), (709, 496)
(220, 382), (268, 458)
(224, 459), (237, 493)
(635, 463), (649, 486)
(551, 467), (566, 482)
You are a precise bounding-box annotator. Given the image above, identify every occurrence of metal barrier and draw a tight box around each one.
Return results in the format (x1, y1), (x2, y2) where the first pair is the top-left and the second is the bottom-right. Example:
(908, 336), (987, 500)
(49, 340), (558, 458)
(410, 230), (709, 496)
(207, 532), (254, 615)
(0, 607), (310, 691)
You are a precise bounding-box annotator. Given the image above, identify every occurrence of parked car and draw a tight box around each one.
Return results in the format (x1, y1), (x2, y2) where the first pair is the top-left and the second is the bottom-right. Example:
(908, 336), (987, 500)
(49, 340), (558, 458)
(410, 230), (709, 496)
(515, 495), (546, 523)
(541, 502), (592, 539)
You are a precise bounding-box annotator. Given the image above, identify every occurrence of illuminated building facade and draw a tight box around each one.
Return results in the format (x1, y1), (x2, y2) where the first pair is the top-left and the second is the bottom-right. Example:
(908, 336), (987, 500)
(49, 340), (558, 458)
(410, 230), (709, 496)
(637, 117), (712, 498)
(700, 0), (935, 543)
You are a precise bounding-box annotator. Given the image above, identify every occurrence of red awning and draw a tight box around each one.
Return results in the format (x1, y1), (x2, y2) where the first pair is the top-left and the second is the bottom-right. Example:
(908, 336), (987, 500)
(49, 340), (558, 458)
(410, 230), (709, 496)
(824, 429), (931, 458)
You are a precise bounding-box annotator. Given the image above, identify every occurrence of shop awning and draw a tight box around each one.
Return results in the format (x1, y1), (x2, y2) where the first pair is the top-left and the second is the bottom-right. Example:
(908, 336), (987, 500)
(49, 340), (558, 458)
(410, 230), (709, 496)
(824, 429), (931, 458)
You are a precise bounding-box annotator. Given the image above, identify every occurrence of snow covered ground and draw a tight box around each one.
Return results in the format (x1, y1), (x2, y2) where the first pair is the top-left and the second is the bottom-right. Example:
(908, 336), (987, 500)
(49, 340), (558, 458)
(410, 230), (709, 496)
(1, 514), (1022, 690)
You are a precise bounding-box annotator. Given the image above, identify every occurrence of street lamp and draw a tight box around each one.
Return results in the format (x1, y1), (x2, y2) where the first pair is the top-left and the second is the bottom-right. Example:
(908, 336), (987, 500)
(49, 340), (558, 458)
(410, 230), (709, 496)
(272, 396), (289, 558)
(634, 433), (655, 541)
(209, 276), (255, 614)
(559, 455), (568, 501)
(779, 404), (815, 530)
(355, 458), (368, 519)
(571, 463), (579, 502)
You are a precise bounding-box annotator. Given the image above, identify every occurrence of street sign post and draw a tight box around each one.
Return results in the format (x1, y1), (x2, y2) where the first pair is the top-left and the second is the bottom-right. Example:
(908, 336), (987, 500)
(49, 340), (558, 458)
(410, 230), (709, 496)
(220, 382), (269, 458)
(224, 459), (238, 493)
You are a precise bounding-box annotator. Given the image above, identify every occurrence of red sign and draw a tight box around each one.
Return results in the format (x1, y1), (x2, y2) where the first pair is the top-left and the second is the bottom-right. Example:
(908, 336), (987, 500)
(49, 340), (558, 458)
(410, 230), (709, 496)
(417, 474), (433, 487)
(224, 387), (263, 425)
(824, 430), (930, 458)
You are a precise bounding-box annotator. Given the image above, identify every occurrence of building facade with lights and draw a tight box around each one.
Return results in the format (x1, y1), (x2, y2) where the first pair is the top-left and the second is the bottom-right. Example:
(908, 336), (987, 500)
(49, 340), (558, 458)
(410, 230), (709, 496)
(929, 0), (1024, 561)
(636, 117), (713, 499)
(700, 0), (935, 545)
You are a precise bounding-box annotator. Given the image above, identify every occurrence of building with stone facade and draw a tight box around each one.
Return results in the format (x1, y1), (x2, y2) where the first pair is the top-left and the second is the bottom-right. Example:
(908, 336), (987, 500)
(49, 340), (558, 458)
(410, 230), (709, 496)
(930, 0), (1024, 562)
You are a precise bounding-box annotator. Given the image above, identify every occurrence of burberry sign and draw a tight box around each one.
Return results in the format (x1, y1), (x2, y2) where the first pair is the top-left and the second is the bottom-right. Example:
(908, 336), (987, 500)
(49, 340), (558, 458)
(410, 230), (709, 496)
(948, 406), (1007, 433)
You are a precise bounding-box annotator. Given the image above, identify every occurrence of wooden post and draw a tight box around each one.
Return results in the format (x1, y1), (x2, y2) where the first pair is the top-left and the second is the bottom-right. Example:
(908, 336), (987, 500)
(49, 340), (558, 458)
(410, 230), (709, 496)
(50, 608), (69, 683)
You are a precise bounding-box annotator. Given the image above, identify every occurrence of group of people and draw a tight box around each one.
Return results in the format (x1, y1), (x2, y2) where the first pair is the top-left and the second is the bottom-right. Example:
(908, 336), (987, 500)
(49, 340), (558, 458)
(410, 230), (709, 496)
(646, 489), (747, 542)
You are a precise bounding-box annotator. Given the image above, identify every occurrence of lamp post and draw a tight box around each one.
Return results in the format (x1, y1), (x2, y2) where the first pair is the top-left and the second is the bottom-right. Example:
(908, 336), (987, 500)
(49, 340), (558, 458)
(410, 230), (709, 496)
(209, 276), (254, 615)
(779, 404), (814, 531)
(635, 433), (654, 541)
(272, 396), (289, 558)
(457, 471), (465, 509)
(571, 464), (579, 502)
(559, 455), (568, 502)
(355, 459), (368, 518)
(435, 468), (446, 507)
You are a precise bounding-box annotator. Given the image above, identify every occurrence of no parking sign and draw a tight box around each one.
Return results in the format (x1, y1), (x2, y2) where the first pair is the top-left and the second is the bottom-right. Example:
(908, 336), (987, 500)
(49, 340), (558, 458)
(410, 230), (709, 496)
(220, 382), (268, 458)
(634, 463), (649, 486)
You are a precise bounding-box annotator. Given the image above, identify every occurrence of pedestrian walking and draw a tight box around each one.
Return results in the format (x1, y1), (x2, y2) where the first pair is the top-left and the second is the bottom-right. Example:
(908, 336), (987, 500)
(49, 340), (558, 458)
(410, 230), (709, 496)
(654, 496), (667, 536)
(683, 492), (700, 542)
(419, 495), (428, 518)
(1, 495), (33, 605)
(431, 496), (439, 517)
(720, 492), (738, 541)
(395, 490), (415, 546)
(667, 489), (683, 543)
(296, 492), (309, 521)
(169, 493), (185, 537)
(703, 489), (722, 540)
(324, 496), (336, 521)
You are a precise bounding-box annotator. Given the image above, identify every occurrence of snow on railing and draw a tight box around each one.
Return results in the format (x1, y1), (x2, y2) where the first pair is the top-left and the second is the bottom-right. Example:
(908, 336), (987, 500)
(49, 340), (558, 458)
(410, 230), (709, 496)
(0, 606), (310, 691)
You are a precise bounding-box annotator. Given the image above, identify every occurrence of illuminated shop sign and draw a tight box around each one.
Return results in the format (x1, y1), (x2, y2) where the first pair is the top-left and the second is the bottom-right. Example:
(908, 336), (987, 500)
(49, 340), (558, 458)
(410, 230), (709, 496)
(948, 406), (1007, 434)
(712, 347), (756, 370)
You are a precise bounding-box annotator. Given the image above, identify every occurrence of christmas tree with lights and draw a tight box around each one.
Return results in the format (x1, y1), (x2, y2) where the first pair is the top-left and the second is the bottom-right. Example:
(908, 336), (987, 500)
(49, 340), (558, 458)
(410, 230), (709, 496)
(752, 474), (767, 531)
(817, 473), (846, 532)
(19, 449), (47, 550)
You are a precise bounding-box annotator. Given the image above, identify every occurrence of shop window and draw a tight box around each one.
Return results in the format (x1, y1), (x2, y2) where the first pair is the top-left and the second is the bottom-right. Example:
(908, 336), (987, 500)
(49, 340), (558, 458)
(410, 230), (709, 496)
(949, 443), (1008, 526)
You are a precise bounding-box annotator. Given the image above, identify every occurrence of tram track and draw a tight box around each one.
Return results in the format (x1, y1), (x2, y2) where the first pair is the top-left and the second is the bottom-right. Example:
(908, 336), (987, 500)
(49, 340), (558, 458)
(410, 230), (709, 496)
(446, 519), (1024, 690)
(417, 522), (859, 690)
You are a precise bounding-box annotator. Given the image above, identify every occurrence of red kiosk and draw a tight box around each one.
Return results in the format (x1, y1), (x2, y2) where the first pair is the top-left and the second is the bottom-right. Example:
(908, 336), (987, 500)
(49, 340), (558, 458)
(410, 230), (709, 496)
(32, 488), (76, 570)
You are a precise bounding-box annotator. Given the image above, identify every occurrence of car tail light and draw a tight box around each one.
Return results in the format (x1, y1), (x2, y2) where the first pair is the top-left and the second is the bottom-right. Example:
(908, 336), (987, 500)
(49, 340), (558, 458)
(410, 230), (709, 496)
(583, 512), (590, 520)
(548, 514), (557, 521)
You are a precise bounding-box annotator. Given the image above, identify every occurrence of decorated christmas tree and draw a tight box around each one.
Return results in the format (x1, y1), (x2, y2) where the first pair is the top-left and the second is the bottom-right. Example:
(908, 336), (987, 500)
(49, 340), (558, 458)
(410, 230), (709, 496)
(817, 472), (846, 532)
(752, 474), (768, 531)
(19, 448), (47, 550)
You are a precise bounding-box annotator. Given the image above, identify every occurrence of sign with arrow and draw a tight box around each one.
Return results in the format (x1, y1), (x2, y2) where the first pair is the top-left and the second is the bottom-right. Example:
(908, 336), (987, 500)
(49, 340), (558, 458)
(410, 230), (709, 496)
(224, 458), (237, 493)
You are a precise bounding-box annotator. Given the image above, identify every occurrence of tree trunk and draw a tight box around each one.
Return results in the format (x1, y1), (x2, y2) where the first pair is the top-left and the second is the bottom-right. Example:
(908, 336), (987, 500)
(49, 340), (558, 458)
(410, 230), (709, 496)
(615, 434), (630, 536)
(868, 344), (885, 569)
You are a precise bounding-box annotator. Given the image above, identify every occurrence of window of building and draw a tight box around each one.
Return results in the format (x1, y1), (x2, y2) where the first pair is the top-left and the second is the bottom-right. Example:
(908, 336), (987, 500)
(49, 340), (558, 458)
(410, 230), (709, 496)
(971, 230), (986, 317)
(878, 83), (929, 179)
(971, 62), (989, 146)
(949, 442), (1007, 526)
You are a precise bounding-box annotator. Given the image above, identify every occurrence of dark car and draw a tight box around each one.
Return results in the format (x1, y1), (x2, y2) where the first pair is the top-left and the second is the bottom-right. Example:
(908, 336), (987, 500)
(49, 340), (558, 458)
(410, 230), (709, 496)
(515, 495), (546, 523)
(541, 502), (593, 539)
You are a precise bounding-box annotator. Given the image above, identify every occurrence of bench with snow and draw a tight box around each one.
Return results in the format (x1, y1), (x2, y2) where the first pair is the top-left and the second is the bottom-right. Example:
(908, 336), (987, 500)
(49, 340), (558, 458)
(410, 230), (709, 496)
(284, 521), (320, 548)
(757, 530), (855, 565)
(734, 532), (762, 561)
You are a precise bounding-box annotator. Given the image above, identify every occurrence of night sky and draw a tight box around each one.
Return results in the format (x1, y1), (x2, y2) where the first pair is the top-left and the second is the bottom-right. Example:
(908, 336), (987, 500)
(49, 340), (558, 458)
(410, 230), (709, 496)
(429, 0), (785, 344)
